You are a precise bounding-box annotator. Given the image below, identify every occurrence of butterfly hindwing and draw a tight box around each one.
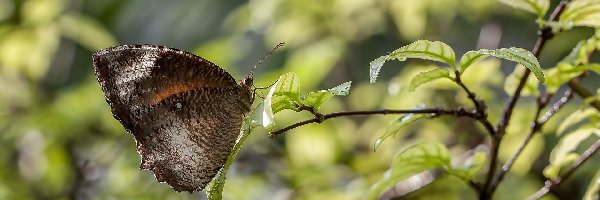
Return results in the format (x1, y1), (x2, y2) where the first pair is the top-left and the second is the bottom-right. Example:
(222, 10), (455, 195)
(93, 45), (251, 192)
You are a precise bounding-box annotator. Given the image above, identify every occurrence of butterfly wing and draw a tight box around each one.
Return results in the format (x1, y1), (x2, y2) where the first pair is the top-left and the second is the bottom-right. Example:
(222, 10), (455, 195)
(93, 45), (250, 192)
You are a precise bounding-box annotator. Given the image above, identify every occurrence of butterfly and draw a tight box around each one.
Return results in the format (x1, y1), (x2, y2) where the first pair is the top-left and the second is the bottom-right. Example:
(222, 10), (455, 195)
(93, 45), (253, 192)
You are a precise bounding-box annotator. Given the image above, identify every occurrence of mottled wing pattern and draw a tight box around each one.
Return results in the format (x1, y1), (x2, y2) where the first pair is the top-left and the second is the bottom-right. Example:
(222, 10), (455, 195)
(93, 45), (251, 192)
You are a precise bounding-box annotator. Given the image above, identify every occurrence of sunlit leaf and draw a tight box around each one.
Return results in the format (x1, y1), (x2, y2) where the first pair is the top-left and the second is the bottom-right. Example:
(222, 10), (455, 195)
(460, 48), (544, 82)
(367, 143), (451, 200)
(328, 81), (352, 96)
(583, 170), (600, 200)
(374, 110), (429, 151)
(549, 126), (600, 173)
(370, 40), (456, 83)
(302, 91), (334, 111)
(544, 63), (586, 93)
(262, 72), (302, 129)
(557, 108), (600, 135)
(543, 153), (579, 179)
(206, 122), (255, 200)
(448, 150), (487, 180)
(302, 81), (352, 111)
(409, 68), (450, 92)
(459, 51), (489, 74)
(498, 0), (550, 17)
(559, 0), (600, 29)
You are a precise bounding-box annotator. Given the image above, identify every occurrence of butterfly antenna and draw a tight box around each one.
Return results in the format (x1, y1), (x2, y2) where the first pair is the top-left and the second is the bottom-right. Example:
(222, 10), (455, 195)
(250, 42), (286, 77)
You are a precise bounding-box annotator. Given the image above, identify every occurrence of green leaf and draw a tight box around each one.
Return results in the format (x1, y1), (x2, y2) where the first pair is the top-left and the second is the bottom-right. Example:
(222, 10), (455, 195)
(369, 40), (456, 83)
(549, 126), (600, 172)
(559, 0), (600, 29)
(374, 112), (429, 151)
(459, 48), (544, 82)
(459, 51), (490, 74)
(448, 150), (487, 180)
(366, 143), (451, 200)
(262, 72), (302, 129)
(409, 68), (450, 91)
(302, 81), (352, 111)
(543, 153), (579, 179)
(557, 108), (600, 135)
(498, 0), (549, 17)
(206, 122), (255, 200)
(583, 170), (600, 200)
(327, 81), (352, 96)
(302, 91), (334, 111)
(369, 55), (389, 83)
(544, 63), (586, 93)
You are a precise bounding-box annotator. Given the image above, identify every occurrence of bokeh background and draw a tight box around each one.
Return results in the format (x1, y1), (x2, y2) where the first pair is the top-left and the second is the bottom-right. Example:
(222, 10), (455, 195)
(0, 0), (598, 199)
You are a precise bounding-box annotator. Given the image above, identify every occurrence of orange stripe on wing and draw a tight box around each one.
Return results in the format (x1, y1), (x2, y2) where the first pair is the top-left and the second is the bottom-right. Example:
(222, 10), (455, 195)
(149, 84), (198, 105)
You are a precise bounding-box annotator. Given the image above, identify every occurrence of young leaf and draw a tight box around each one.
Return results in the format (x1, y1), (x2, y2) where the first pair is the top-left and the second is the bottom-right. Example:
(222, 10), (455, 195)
(302, 81), (352, 110)
(544, 63), (585, 93)
(583, 170), (600, 200)
(459, 51), (490, 74)
(448, 150), (487, 180)
(557, 108), (600, 135)
(369, 40), (456, 83)
(262, 72), (303, 129)
(459, 48), (544, 82)
(370, 55), (389, 83)
(328, 81), (352, 95)
(373, 113), (429, 151)
(302, 91), (334, 111)
(206, 122), (254, 200)
(366, 143), (451, 200)
(409, 68), (450, 92)
(559, 0), (600, 29)
(549, 126), (600, 171)
(543, 153), (579, 179)
(498, 0), (549, 18)
(262, 79), (280, 129)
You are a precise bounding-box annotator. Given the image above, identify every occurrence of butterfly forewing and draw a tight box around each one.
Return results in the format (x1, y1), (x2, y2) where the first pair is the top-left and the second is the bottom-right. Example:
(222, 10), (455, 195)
(93, 45), (251, 192)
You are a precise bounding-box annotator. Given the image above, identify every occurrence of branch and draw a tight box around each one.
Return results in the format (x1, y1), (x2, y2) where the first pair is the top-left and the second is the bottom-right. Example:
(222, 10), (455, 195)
(527, 138), (600, 200)
(481, 1), (570, 198)
(269, 107), (476, 137)
(492, 90), (573, 193)
(454, 70), (496, 135)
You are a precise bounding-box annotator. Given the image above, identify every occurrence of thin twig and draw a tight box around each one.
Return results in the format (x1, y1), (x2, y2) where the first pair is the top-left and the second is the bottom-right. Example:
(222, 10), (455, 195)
(492, 90), (573, 193)
(269, 108), (476, 137)
(481, 2), (570, 199)
(527, 138), (600, 200)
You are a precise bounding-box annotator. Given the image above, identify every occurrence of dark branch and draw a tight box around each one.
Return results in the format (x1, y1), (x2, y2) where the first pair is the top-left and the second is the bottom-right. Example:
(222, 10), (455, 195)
(492, 89), (573, 193)
(269, 108), (475, 137)
(481, 2), (570, 199)
(527, 138), (600, 200)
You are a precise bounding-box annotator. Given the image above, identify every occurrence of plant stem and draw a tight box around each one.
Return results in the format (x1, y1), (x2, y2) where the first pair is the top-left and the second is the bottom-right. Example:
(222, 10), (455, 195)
(480, 1), (570, 199)
(492, 90), (572, 194)
(527, 138), (600, 200)
(269, 108), (475, 137)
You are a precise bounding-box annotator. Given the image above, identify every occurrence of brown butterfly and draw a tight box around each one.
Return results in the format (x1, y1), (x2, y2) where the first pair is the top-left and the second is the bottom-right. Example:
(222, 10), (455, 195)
(93, 45), (253, 192)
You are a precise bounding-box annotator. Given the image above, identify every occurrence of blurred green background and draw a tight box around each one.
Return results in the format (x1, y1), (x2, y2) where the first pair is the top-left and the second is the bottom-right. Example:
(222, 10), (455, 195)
(0, 0), (598, 199)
